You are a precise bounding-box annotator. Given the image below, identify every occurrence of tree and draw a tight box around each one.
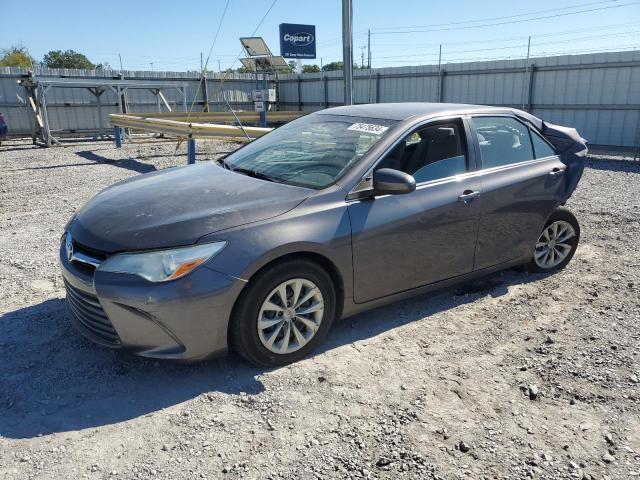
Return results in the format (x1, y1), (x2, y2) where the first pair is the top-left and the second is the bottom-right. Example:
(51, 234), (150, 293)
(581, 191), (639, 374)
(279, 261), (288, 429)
(302, 64), (321, 73)
(322, 61), (343, 71)
(287, 61), (297, 73)
(0, 46), (35, 67)
(235, 66), (253, 74)
(42, 50), (95, 69)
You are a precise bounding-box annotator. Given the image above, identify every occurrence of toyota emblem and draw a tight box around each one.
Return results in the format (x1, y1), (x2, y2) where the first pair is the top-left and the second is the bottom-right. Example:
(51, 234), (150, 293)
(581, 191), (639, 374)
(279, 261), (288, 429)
(65, 233), (74, 262)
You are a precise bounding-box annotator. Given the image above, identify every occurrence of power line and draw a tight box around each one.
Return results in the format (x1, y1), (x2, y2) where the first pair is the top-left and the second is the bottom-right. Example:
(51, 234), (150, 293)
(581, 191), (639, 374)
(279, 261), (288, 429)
(371, 1), (640, 35)
(373, 45), (640, 64)
(370, 21), (640, 51)
(372, 30), (640, 59)
(205, 0), (279, 101)
(185, 0), (231, 121)
(372, 0), (624, 31)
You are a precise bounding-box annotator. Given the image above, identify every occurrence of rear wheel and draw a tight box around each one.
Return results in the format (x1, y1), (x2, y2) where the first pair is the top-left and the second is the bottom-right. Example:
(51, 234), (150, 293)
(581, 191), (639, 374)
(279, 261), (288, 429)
(526, 207), (580, 273)
(230, 259), (336, 367)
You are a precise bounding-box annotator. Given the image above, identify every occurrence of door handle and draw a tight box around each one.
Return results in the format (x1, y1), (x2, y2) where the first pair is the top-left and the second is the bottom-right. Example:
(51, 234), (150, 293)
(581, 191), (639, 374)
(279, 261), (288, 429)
(548, 167), (565, 176)
(458, 190), (480, 203)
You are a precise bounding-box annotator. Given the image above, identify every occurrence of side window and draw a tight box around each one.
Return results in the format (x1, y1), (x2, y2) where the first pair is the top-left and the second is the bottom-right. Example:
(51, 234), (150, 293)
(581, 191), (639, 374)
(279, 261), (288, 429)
(472, 117), (534, 169)
(376, 121), (467, 183)
(530, 129), (556, 158)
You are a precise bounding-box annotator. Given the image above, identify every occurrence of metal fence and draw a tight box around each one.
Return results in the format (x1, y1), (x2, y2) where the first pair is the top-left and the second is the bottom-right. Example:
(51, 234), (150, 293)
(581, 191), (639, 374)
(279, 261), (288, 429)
(2, 50), (639, 149)
(277, 50), (640, 149)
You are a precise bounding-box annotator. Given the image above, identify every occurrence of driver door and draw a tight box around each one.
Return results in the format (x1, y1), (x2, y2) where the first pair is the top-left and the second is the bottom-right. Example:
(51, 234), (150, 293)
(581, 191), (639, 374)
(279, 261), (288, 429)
(347, 118), (482, 303)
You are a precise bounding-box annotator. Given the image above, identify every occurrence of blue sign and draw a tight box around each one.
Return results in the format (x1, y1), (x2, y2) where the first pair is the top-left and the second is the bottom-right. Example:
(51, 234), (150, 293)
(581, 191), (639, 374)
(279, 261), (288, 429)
(279, 23), (316, 59)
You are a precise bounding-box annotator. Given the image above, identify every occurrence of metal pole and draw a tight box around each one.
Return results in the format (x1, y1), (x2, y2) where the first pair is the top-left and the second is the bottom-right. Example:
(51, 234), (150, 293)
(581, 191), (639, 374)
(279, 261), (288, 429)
(118, 53), (123, 71)
(187, 137), (196, 164)
(260, 67), (267, 127)
(200, 52), (203, 71)
(95, 89), (105, 138)
(437, 45), (442, 102)
(367, 30), (371, 69)
(114, 126), (122, 148)
(367, 29), (372, 103)
(521, 36), (531, 110)
(342, 0), (353, 105)
(634, 117), (640, 161)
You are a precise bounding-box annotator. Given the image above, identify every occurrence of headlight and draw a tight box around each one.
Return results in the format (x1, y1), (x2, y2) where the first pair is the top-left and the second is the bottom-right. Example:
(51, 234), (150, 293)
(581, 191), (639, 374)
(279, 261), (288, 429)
(97, 242), (226, 282)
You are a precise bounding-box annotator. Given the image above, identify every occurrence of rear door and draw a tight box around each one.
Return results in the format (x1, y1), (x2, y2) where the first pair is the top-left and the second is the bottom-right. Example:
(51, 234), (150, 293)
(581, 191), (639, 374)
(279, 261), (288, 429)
(470, 115), (566, 270)
(348, 117), (482, 303)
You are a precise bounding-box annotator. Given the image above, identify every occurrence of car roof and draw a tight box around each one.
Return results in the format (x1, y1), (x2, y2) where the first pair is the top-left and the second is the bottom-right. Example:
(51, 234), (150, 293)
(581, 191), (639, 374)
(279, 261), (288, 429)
(317, 102), (518, 121)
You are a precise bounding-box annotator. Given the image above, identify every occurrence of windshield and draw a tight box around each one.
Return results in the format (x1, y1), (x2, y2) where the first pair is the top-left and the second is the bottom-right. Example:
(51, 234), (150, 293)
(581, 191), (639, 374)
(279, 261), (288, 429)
(222, 114), (398, 189)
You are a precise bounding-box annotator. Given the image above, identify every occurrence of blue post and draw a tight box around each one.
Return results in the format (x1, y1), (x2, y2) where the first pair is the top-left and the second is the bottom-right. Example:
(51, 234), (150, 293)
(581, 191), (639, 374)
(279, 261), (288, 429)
(114, 126), (122, 148)
(187, 138), (196, 164)
(259, 109), (266, 128)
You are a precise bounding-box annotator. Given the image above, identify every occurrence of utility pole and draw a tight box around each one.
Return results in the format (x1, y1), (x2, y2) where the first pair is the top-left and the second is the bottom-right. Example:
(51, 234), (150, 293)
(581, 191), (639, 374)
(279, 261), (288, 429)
(200, 52), (203, 71)
(118, 53), (123, 71)
(521, 36), (532, 110)
(359, 46), (366, 68)
(367, 29), (372, 103)
(150, 62), (154, 71)
(437, 44), (443, 102)
(218, 60), (222, 72)
(320, 57), (323, 70)
(342, 0), (353, 105)
(367, 29), (371, 69)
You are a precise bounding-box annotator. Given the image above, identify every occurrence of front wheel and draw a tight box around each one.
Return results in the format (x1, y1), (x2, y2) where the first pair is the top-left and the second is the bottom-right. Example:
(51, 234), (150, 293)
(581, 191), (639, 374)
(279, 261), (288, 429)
(230, 259), (336, 367)
(526, 207), (580, 273)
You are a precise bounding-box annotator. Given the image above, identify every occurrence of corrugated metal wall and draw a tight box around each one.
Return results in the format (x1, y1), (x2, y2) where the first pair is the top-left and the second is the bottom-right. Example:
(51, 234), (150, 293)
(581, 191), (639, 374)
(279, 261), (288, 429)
(2, 50), (639, 148)
(0, 67), (266, 136)
(277, 50), (640, 148)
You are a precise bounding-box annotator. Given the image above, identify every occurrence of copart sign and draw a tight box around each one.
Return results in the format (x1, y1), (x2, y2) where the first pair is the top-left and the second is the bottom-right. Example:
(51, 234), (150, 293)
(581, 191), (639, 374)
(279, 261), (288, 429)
(279, 23), (316, 59)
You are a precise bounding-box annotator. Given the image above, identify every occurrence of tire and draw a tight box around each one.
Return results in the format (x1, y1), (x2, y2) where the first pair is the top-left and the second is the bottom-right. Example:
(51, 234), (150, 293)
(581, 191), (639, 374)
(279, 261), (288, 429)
(230, 259), (336, 367)
(526, 207), (580, 273)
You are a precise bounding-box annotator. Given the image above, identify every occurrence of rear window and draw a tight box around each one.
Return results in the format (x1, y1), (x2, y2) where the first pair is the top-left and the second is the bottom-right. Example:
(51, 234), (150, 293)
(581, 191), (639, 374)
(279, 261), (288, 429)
(530, 129), (556, 158)
(472, 116), (534, 169)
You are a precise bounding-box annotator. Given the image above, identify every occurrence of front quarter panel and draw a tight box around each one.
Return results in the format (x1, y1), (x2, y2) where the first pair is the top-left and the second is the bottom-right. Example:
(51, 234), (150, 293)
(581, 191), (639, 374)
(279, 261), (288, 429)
(198, 191), (354, 310)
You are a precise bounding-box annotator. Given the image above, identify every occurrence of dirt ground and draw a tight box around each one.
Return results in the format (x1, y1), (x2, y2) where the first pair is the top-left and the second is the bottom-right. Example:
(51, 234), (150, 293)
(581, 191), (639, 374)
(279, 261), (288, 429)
(0, 138), (639, 480)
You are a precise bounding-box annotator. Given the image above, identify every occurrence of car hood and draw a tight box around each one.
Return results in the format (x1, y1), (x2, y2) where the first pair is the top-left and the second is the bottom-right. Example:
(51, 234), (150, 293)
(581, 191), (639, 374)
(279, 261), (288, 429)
(69, 162), (311, 253)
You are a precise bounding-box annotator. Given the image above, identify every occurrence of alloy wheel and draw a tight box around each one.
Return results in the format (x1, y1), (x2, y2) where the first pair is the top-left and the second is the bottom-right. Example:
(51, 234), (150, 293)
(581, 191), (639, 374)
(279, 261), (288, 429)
(257, 278), (324, 354)
(534, 220), (576, 269)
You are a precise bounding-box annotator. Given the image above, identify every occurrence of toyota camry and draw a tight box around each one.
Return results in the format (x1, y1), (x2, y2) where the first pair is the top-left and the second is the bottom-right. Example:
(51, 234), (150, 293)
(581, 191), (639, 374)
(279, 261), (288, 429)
(60, 103), (587, 366)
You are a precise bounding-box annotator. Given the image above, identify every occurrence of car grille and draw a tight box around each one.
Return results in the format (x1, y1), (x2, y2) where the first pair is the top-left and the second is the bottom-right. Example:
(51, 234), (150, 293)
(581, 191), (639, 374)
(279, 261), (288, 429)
(64, 279), (120, 347)
(68, 238), (109, 276)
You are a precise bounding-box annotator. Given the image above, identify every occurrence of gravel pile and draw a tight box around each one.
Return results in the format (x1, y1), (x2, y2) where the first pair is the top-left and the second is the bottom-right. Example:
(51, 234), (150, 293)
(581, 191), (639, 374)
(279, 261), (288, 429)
(0, 139), (639, 479)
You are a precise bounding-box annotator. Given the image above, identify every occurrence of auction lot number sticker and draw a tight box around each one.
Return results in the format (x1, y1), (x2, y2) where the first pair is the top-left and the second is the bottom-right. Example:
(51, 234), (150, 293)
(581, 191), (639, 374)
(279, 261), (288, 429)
(347, 123), (389, 135)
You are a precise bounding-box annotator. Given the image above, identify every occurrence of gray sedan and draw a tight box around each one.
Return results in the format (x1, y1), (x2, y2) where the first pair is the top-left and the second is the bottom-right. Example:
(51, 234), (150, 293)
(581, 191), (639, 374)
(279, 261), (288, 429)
(60, 103), (587, 366)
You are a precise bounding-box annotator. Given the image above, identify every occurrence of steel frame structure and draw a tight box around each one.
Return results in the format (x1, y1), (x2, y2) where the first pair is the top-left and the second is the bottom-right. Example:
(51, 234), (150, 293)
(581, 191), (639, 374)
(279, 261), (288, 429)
(18, 74), (188, 146)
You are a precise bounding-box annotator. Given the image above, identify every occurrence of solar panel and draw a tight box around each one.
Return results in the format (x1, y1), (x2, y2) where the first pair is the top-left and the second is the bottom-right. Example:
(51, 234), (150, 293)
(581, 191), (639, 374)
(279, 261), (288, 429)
(240, 37), (272, 57)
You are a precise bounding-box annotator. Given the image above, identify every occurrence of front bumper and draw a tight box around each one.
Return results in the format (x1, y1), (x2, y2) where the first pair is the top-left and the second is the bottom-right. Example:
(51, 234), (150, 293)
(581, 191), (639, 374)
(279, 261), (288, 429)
(59, 241), (246, 362)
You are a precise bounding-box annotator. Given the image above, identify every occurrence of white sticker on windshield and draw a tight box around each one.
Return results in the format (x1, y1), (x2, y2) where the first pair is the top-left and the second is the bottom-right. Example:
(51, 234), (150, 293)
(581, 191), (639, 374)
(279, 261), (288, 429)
(347, 123), (389, 135)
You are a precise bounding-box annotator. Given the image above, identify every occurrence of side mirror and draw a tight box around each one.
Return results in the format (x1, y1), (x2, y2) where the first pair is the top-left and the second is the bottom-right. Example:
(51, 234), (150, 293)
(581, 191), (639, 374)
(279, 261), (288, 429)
(373, 168), (416, 196)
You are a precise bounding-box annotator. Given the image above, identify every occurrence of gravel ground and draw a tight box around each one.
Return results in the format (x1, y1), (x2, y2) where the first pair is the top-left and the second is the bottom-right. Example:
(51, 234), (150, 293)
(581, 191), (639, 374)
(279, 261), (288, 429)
(0, 138), (639, 480)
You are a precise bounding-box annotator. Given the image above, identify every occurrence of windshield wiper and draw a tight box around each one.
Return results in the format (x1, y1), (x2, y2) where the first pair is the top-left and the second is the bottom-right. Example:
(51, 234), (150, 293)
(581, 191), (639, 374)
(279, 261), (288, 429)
(231, 167), (282, 183)
(216, 158), (232, 170)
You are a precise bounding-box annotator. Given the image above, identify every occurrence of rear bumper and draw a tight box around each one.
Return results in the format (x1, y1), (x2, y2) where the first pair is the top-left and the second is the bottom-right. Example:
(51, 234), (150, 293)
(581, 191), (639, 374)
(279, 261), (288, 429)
(59, 241), (246, 362)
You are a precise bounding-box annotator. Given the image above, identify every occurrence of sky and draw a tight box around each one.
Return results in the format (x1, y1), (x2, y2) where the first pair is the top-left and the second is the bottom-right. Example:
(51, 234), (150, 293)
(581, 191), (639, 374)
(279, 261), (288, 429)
(3, 0), (639, 71)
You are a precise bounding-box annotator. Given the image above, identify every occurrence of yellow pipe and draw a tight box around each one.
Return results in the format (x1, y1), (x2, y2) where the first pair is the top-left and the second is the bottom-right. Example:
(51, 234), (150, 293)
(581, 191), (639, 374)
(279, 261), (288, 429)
(109, 114), (273, 140)
(126, 111), (306, 122)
